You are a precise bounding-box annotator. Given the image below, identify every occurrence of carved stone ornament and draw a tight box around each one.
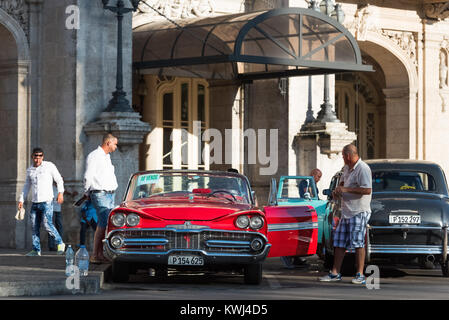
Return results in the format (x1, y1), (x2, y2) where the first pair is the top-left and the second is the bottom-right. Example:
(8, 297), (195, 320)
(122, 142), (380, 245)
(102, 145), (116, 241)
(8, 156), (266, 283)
(440, 88), (449, 112)
(346, 5), (418, 71)
(345, 5), (379, 41)
(134, 0), (215, 20)
(380, 30), (418, 70)
(440, 40), (449, 111)
(0, 0), (28, 38)
(424, 2), (449, 20)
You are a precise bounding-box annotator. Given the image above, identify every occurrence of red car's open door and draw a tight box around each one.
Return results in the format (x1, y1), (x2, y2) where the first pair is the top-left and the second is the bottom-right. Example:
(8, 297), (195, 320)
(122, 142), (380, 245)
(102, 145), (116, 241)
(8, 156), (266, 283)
(264, 205), (318, 257)
(264, 177), (318, 257)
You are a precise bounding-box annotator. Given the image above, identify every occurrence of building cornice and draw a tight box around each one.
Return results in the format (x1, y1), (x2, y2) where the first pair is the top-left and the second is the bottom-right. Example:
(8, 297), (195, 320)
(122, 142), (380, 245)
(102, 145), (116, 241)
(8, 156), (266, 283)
(423, 1), (449, 20)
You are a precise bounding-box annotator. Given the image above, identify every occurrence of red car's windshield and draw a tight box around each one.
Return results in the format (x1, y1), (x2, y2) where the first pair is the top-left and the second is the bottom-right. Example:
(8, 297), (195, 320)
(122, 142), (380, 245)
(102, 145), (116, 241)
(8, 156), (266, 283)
(125, 172), (251, 204)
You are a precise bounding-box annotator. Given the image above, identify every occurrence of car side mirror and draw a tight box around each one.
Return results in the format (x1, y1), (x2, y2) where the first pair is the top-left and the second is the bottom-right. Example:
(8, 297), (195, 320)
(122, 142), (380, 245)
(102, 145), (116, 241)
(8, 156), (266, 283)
(323, 189), (333, 200)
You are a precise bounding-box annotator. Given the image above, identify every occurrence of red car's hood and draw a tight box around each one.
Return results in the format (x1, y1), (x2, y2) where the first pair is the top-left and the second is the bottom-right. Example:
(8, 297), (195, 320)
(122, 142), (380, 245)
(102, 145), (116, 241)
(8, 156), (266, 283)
(122, 198), (255, 221)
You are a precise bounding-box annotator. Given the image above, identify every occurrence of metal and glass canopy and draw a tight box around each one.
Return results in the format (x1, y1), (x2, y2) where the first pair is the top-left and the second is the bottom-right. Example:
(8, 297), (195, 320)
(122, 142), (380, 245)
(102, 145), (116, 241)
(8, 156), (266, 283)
(133, 7), (372, 80)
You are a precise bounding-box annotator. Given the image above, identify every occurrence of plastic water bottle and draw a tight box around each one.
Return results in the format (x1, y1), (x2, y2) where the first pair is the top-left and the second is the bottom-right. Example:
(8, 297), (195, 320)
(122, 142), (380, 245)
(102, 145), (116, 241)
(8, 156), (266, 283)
(65, 245), (75, 276)
(76, 245), (89, 276)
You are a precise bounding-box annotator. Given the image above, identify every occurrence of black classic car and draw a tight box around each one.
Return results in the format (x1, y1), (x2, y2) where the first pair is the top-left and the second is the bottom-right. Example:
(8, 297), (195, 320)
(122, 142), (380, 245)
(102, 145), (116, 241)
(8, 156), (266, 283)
(323, 159), (449, 276)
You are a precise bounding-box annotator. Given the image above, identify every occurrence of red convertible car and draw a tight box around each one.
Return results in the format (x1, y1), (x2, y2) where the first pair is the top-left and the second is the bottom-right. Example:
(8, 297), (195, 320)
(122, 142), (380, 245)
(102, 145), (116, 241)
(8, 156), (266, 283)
(103, 170), (318, 284)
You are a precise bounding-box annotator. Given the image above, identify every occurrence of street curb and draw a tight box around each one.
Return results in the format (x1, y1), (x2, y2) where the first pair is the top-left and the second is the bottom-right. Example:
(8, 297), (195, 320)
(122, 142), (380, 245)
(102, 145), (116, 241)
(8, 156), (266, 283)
(0, 276), (101, 297)
(0, 266), (111, 297)
(0, 249), (113, 297)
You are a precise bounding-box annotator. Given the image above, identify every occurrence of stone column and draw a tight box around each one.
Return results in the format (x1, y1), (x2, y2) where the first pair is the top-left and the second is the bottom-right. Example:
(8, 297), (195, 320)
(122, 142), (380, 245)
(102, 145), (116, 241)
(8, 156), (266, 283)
(83, 112), (150, 204)
(295, 122), (356, 193)
(26, 0), (43, 149)
(78, 1), (150, 205)
(382, 87), (410, 159)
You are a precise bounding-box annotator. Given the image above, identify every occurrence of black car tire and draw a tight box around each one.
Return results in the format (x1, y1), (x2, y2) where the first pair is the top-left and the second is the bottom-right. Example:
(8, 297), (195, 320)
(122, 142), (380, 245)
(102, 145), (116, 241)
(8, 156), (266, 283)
(112, 261), (130, 283)
(418, 256), (435, 269)
(244, 262), (262, 285)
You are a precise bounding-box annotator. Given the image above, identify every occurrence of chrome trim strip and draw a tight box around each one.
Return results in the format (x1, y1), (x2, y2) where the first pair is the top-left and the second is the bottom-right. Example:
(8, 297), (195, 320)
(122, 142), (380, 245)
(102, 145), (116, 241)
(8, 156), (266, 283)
(368, 244), (443, 255)
(106, 228), (268, 255)
(444, 225), (448, 264)
(205, 240), (251, 248)
(389, 209), (419, 214)
(369, 225), (443, 230)
(105, 244), (272, 257)
(123, 238), (169, 246)
(107, 227), (268, 242)
(268, 221), (318, 232)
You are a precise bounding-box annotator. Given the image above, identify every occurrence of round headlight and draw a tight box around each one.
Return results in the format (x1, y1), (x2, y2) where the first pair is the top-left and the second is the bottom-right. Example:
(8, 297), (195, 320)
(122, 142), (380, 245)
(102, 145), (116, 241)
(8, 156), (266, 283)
(250, 238), (264, 251)
(126, 213), (140, 227)
(250, 216), (264, 230)
(235, 215), (250, 229)
(111, 212), (126, 227)
(110, 235), (124, 249)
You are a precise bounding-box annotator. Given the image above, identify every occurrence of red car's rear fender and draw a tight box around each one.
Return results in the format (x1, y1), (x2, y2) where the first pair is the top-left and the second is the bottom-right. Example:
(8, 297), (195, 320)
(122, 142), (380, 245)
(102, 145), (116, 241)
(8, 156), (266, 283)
(264, 205), (318, 257)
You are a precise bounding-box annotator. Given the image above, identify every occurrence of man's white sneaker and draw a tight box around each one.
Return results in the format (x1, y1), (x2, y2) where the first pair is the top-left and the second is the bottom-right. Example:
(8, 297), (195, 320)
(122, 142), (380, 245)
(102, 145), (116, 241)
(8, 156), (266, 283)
(25, 250), (41, 256)
(351, 273), (366, 284)
(319, 272), (342, 282)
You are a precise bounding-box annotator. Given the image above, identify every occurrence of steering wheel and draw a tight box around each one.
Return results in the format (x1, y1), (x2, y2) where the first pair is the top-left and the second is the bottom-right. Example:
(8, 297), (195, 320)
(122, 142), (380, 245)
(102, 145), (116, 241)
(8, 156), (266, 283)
(208, 190), (237, 202)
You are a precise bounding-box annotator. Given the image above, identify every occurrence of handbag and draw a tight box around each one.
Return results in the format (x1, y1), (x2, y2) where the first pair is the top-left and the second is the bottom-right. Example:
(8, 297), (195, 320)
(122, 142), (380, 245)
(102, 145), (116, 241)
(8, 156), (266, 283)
(15, 207), (25, 221)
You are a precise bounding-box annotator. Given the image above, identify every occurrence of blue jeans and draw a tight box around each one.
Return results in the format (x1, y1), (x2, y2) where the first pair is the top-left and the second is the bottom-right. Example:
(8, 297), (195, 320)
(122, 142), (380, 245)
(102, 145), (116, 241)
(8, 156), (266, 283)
(90, 192), (115, 228)
(47, 211), (63, 250)
(30, 202), (63, 252)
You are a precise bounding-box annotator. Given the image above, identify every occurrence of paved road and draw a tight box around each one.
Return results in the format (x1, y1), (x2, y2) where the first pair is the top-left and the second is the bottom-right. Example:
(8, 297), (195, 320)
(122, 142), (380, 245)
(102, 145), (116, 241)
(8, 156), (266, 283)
(20, 256), (449, 301)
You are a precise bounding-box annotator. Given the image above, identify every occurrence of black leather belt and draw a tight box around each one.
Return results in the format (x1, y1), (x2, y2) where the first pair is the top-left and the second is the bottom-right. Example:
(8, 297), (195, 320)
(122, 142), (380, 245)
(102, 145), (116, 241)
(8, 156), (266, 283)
(91, 190), (114, 194)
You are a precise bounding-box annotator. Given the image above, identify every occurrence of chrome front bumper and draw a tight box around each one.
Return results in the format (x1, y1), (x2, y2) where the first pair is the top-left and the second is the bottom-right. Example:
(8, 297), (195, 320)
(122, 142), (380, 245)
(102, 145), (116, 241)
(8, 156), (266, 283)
(366, 225), (448, 262)
(103, 227), (271, 265)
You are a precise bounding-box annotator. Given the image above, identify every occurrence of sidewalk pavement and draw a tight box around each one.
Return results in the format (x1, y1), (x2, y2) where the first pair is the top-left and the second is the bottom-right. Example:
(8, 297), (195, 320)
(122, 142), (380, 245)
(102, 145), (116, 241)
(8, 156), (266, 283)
(0, 249), (111, 297)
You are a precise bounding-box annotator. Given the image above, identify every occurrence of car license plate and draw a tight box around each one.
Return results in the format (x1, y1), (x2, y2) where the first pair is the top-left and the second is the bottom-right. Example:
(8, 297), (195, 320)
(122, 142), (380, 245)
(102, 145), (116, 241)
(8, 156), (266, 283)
(389, 215), (421, 224)
(168, 255), (204, 266)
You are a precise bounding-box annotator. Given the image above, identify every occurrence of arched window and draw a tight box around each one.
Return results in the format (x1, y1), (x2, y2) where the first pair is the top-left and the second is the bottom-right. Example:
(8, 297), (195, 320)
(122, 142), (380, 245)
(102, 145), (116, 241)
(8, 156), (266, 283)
(158, 78), (210, 170)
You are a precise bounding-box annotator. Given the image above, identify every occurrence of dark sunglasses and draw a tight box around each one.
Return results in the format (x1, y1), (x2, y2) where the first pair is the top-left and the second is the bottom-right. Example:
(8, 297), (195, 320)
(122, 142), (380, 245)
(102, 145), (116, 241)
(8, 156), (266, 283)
(33, 154), (44, 158)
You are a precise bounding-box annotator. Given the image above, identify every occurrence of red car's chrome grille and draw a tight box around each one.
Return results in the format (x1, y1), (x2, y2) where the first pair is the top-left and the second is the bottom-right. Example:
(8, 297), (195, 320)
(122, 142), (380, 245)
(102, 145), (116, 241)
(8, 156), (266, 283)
(111, 229), (264, 254)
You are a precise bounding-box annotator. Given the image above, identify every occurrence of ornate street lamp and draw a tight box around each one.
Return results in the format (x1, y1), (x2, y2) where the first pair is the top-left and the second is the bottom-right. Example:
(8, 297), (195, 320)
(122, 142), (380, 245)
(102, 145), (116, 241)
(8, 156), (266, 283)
(101, 0), (141, 113)
(312, 0), (345, 123)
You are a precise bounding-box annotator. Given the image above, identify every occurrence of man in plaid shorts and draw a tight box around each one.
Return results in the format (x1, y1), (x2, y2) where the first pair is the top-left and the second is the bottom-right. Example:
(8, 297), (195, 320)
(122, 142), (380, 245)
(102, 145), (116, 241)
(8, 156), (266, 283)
(320, 144), (372, 284)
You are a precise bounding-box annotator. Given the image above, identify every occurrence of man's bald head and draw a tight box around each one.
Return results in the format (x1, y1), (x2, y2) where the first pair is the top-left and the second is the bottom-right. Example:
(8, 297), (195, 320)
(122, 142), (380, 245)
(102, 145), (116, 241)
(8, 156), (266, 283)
(342, 144), (359, 167)
(343, 144), (358, 156)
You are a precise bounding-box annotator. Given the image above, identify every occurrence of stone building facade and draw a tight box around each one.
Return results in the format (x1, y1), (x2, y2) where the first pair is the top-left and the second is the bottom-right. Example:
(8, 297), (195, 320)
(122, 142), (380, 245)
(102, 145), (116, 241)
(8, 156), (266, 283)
(1, 0), (448, 249)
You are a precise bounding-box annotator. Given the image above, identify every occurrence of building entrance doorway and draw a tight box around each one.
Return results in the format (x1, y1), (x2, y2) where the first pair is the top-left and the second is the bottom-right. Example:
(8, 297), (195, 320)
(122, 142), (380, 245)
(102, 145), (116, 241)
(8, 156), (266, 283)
(335, 56), (386, 159)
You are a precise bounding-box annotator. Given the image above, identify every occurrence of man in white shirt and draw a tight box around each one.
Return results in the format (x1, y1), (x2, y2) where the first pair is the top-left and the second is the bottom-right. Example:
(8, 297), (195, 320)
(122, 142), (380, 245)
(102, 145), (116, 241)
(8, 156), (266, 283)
(320, 144), (372, 284)
(18, 148), (66, 256)
(84, 133), (118, 263)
